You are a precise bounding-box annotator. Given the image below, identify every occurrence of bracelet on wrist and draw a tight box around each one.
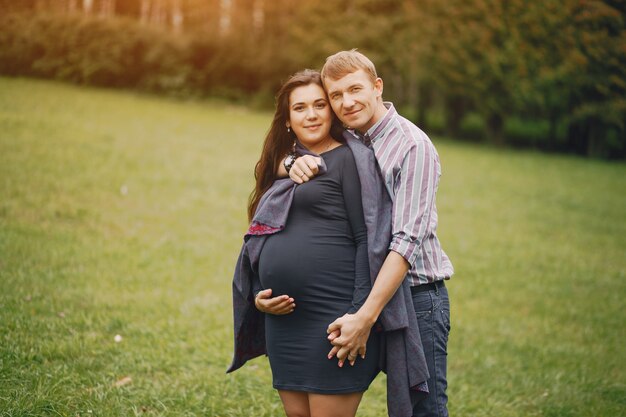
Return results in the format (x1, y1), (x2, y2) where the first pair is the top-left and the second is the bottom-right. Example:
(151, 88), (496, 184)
(284, 153), (297, 173)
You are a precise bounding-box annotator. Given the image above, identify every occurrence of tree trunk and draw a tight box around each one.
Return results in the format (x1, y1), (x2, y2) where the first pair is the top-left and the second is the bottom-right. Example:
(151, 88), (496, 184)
(586, 122), (608, 158)
(140, 0), (150, 24)
(83, 0), (93, 14)
(219, 0), (233, 36)
(566, 122), (588, 156)
(253, 0), (264, 31)
(67, 0), (78, 12)
(406, 74), (418, 120)
(548, 115), (557, 151)
(486, 112), (505, 145)
(444, 95), (466, 139)
(100, 0), (114, 17)
(416, 83), (432, 130)
(172, 0), (183, 32)
(155, 0), (167, 25)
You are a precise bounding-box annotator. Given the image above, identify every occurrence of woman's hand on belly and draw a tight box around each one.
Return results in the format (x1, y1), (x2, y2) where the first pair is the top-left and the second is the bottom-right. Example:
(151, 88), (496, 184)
(255, 288), (296, 315)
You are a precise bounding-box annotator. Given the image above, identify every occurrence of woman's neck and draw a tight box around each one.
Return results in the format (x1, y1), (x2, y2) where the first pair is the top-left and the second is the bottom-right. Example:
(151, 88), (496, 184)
(301, 136), (338, 154)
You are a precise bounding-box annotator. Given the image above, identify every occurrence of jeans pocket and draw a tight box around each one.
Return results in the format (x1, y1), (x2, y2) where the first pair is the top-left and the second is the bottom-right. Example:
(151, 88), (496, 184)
(412, 292), (433, 315)
(415, 309), (432, 320)
(438, 303), (451, 344)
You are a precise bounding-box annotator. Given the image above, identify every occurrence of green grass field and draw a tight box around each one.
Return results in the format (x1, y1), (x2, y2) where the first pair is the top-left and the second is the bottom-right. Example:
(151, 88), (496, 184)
(1, 77), (625, 417)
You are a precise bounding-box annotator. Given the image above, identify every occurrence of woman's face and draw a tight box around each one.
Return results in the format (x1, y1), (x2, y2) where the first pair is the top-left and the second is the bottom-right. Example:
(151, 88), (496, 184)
(287, 83), (333, 147)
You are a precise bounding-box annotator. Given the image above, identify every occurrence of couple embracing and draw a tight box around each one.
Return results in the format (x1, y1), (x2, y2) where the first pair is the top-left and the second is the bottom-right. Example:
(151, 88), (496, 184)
(229, 50), (454, 417)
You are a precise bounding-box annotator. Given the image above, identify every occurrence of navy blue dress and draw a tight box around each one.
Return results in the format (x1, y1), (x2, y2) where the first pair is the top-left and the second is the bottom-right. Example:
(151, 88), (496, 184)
(258, 145), (380, 393)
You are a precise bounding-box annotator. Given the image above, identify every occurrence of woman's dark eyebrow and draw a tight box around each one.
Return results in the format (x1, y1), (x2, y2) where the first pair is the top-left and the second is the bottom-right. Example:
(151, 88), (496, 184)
(291, 98), (327, 107)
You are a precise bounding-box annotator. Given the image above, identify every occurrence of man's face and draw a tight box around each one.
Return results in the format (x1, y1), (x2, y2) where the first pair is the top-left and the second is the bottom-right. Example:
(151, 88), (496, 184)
(324, 69), (383, 133)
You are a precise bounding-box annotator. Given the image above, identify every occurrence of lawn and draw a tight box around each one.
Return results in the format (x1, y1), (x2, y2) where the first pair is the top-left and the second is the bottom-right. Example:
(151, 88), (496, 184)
(0, 77), (624, 417)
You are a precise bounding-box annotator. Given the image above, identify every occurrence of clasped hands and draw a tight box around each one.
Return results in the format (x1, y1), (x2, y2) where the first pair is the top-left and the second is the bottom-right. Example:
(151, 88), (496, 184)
(255, 289), (372, 367)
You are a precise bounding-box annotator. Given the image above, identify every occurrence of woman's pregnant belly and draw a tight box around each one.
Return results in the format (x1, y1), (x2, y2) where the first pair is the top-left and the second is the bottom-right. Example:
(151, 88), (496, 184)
(258, 229), (357, 312)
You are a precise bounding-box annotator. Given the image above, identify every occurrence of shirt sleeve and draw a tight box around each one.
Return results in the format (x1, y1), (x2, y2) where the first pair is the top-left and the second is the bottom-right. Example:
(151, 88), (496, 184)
(340, 150), (371, 313)
(389, 140), (440, 267)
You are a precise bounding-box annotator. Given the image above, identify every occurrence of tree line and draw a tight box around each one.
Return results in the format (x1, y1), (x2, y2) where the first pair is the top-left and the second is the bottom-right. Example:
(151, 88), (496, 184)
(1, 0), (624, 158)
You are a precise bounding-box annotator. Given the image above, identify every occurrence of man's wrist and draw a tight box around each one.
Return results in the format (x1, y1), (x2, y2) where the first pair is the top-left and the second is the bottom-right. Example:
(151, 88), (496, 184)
(355, 307), (378, 327)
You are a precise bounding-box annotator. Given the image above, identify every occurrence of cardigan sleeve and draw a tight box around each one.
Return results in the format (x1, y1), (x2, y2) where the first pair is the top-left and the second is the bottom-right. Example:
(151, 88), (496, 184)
(340, 149), (371, 314)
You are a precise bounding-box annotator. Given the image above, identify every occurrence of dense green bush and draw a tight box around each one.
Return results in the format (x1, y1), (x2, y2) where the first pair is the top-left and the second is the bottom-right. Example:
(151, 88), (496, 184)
(0, 13), (288, 100)
(1, 3), (624, 158)
(0, 13), (193, 94)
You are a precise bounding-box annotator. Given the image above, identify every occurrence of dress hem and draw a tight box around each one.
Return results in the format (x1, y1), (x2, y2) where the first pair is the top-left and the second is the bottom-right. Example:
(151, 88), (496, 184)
(272, 382), (372, 394)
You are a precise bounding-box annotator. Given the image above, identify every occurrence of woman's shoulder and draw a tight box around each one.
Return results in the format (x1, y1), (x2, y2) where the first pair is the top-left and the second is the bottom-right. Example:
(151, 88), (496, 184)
(329, 144), (362, 177)
(323, 144), (355, 166)
(322, 144), (354, 162)
(321, 143), (348, 156)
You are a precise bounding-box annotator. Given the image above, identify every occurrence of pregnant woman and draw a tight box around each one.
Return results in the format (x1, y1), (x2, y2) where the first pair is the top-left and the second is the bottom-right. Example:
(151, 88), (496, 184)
(230, 69), (379, 417)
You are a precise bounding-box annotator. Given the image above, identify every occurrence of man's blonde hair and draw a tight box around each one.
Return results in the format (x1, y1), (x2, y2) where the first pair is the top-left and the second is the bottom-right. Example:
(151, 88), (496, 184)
(321, 49), (378, 85)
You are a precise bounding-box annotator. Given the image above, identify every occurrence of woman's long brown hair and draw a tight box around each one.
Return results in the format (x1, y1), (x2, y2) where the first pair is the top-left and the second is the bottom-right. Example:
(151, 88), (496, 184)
(247, 69), (343, 221)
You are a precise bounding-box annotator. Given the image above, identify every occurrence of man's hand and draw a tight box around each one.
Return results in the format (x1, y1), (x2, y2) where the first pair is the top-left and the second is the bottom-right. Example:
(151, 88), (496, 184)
(327, 313), (373, 367)
(289, 155), (321, 184)
(326, 252), (411, 366)
(254, 289), (295, 315)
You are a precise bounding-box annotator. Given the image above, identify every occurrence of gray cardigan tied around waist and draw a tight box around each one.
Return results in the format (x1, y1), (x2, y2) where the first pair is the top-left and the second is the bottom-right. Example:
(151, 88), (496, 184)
(228, 135), (429, 416)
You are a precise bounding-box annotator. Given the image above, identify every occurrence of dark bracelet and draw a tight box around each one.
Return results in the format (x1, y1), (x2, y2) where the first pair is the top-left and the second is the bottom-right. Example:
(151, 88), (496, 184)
(284, 153), (297, 173)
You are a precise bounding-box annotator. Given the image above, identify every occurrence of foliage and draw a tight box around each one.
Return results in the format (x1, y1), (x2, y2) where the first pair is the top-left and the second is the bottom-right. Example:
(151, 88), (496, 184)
(0, 1), (624, 158)
(506, 0), (626, 157)
(0, 13), (188, 92)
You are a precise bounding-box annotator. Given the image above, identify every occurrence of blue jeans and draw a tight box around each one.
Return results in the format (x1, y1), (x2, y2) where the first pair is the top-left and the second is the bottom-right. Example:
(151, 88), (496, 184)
(411, 281), (450, 417)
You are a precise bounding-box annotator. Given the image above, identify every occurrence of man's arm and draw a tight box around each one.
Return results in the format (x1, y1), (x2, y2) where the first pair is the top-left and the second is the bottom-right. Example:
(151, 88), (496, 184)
(277, 155), (321, 184)
(328, 140), (440, 364)
(327, 251), (409, 365)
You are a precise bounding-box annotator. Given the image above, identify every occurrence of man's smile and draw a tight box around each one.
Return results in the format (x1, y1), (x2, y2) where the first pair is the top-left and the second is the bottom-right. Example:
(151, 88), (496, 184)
(344, 109), (361, 117)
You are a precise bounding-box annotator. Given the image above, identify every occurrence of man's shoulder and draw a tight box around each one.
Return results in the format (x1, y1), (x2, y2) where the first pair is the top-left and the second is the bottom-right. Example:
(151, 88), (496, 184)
(382, 113), (438, 161)
(392, 113), (432, 147)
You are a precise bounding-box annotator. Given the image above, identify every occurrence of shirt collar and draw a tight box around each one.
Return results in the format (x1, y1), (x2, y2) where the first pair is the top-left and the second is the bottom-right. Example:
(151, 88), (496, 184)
(364, 102), (395, 145)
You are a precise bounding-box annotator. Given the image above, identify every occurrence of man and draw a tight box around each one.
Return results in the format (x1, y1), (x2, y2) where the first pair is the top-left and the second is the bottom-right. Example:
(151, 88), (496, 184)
(261, 50), (454, 416)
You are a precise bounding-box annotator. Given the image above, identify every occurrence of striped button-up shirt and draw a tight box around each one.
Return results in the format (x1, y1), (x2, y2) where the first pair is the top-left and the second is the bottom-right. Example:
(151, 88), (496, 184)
(356, 102), (454, 286)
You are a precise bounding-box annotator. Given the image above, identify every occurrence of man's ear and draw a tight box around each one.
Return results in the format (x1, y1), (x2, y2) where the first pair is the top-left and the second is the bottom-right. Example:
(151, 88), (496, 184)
(374, 77), (384, 98)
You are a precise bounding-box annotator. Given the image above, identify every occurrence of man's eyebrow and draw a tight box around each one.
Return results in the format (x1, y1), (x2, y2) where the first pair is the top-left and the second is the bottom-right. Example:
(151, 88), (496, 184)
(328, 83), (362, 96)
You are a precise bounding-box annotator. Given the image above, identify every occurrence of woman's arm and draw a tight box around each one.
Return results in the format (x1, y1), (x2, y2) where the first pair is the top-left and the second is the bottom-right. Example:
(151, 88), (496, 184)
(254, 288), (295, 315)
(276, 155), (321, 183)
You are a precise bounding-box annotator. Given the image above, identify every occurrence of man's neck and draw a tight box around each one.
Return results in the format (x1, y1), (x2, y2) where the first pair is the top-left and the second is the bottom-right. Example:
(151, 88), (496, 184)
(356, 101), (389, 134)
